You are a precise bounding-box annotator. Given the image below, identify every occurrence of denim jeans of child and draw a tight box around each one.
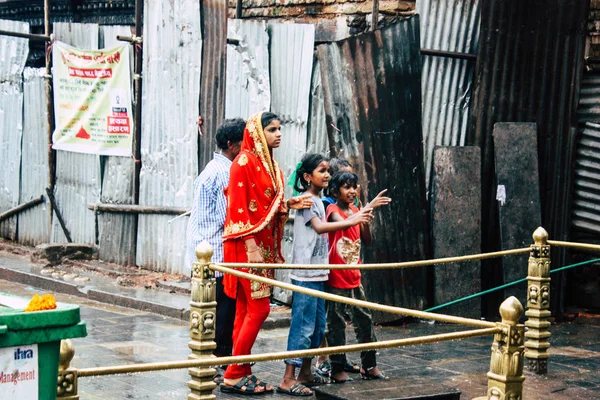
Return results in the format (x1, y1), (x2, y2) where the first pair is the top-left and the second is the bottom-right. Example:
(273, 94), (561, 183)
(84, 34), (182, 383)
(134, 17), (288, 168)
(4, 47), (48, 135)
(285, 280), (327, 368)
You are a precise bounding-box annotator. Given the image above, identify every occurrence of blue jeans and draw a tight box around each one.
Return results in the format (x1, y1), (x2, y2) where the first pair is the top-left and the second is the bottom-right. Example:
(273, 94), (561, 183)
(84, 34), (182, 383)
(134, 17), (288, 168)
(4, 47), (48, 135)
(285, 280), (326, 367)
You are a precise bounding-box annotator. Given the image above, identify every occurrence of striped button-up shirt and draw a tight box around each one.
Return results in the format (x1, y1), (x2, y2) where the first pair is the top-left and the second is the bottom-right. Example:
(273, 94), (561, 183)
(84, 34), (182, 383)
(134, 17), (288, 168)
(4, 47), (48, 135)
(185, 152), (231, 276)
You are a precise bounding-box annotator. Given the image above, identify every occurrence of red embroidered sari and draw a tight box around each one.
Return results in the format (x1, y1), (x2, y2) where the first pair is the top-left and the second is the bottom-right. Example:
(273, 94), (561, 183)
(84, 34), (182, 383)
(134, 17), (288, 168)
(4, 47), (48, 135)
(223, 113), (288, 299)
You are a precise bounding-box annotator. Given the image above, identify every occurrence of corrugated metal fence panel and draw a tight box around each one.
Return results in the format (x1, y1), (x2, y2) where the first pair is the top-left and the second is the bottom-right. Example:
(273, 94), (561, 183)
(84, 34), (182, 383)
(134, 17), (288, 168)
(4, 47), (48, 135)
(317, 16), (429, 320)
(0, 20), (29, 81)
(267, 22), (315, 303)
(137, 0), (201, 273)
(417, 0), (480, 189)
(51, 22), (101, 245)
(97, 25), (136, 265)
(198, 0), (228, 170)
(19, 67), (50, 246)
(468, 0), (588, 315)
(269, 22), (315, 198)
(306, 58), (330, 156)
(572, 122), (600, 236)
(0, 20), (28, 240)
(577, 73), (600, 124)
(225, 20), (270, 119)
(468, 0), (588, 245)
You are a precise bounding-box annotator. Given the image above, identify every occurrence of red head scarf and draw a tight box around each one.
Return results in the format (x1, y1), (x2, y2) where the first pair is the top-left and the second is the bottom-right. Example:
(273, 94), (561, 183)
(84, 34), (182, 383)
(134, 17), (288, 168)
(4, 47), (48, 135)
(222, 112), (288, 299)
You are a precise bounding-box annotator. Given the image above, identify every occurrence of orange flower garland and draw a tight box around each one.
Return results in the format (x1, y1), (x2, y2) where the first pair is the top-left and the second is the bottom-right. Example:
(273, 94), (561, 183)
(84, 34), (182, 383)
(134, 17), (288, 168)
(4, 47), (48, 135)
(24, 294), (57, 312)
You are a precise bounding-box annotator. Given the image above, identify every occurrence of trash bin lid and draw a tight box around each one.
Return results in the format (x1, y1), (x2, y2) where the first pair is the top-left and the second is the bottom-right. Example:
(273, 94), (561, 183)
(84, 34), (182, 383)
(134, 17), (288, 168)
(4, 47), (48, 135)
(0, 293), (81, 331)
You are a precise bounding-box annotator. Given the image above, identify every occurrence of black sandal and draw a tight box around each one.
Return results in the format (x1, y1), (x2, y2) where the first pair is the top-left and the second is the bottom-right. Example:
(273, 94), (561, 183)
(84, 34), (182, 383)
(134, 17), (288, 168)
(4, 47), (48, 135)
(343, 361), (360, 373)
(315, 360), (331, 378)
(220, 375), (267, 395)
(360, 367), (388, 380)
(276, 382), (313, 397)
(248, 375), (274, 393)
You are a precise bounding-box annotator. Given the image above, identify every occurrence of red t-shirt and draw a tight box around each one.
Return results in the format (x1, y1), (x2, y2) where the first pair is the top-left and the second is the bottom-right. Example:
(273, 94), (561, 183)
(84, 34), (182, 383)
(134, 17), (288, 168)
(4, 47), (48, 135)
(326, 204), (362, 289)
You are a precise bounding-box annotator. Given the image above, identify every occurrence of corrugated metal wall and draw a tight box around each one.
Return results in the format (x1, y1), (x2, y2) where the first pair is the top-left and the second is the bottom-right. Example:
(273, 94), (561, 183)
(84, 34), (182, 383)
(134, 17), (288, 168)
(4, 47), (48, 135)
(269, 23), (315, 197)
(137, 0), (202, 273)
(51, 22), (101, 245)
(97, 25), (136, 265)
(572, 122), (600, 237)
(317, 16), (430, 320)
(225, 20), (270, 119)
(468, 0), (588, 315)
(0, 20), (28, 240)
(573, 73), (600, 241)
(306, 58), (330, 156)
(417, 0), (480, 189)
(198, 0), (228, 170)
(19, 67), (50, 246)
(268, 22), (315, 303)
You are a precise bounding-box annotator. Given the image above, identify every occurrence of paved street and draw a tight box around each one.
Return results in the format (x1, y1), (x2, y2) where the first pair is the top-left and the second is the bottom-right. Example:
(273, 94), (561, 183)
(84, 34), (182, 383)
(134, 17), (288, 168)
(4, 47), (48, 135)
(1, 279), (599, 399)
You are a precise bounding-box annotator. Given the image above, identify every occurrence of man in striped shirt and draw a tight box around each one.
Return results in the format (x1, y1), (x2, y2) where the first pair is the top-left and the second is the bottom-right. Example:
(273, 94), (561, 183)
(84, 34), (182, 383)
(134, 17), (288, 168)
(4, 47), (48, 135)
(185, 118), (245, 365)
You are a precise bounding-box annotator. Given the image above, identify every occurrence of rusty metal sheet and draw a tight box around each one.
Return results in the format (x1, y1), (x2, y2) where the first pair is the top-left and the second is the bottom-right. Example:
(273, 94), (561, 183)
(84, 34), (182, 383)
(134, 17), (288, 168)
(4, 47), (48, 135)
(467, 0), (588, 315)
(317, 15), (429, 321)
(225, 19), (270, 119)
(307, 58), (330, 156)
(19, 67), (50, 246)
(416, 0), (480, 190)
(0, 20), (29, 240)
(97, 25), (136, 265)
(51, 22), (101, 245)
(137, 0), (201, 273)
(198, 0), (228, 170)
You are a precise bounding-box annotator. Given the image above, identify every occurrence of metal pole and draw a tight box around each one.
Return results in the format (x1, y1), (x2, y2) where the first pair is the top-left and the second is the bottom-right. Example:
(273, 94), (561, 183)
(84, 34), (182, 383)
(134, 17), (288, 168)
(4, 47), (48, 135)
(0, 30), (51, 41)
(45, 188), (72, 243)
(44, 0), (56, 235)
(188, 242), (217, 399)
(0, 196), (44, 222)
(525, 227), (552, 374)
(372, 0), (379, 31)
(87, 203), (187, 215)
(131, 0), (144, 266)
(236, 0), (243, 19)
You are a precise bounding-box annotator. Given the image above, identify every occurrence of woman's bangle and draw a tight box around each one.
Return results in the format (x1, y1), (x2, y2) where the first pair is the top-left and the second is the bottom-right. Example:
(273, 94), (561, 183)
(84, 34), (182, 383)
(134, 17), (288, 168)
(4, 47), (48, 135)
(247, 248), (260, 253)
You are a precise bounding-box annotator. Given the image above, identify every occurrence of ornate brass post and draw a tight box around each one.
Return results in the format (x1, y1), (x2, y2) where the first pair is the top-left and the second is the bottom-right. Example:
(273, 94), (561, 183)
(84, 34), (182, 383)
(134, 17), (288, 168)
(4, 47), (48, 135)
(475, 296), (525, 400)
(524, 226), (551, 374)
(57, 339), (79, 400)
(188, 242), (217, 400)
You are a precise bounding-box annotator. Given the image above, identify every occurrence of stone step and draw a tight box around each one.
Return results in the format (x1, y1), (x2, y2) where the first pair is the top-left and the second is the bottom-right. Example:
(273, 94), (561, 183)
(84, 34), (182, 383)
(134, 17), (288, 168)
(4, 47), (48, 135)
(312, 378), (461, 400)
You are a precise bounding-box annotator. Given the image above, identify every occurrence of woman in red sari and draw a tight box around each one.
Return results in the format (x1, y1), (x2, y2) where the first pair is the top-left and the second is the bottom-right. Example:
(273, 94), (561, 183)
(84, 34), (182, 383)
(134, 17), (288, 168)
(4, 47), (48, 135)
(221, 112), (312, 395)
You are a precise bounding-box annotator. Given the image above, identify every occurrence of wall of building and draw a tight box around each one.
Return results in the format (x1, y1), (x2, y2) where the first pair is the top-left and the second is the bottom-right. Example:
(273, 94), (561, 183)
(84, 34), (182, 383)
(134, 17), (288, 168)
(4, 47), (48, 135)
(227, 0), (416, 41)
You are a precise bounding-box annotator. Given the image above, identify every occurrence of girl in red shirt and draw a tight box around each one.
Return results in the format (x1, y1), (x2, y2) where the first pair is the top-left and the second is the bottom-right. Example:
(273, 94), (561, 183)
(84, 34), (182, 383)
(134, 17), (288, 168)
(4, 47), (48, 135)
(325, 171), (391, 383)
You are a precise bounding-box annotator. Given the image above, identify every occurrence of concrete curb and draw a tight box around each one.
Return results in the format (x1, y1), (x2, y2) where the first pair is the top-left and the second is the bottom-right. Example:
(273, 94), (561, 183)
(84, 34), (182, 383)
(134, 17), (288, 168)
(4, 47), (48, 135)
(0, 265), (290, 329)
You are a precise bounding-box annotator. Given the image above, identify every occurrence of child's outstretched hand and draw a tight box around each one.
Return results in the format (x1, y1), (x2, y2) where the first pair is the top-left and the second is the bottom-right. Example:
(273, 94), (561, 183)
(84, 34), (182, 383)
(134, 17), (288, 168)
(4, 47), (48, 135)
(350, 206), (374, 225)
(366, 189), (392, 209)
(288, 193), (313, 210)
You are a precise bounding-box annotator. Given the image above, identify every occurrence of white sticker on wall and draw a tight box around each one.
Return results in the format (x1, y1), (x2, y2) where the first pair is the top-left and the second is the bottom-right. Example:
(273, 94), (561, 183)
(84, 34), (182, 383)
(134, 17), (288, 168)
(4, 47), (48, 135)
(496, 184), (507, 206)
(0, 344), (39, 400)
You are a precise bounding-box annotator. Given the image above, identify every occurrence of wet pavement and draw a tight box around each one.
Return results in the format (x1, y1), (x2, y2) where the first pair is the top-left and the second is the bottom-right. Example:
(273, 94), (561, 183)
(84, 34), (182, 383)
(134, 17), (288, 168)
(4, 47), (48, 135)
(1, 279), (599, 399)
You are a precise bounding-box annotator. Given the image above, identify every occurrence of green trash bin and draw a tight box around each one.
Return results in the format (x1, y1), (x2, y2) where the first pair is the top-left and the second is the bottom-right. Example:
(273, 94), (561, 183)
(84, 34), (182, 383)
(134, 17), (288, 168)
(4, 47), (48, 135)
(0, 293), (86, 400)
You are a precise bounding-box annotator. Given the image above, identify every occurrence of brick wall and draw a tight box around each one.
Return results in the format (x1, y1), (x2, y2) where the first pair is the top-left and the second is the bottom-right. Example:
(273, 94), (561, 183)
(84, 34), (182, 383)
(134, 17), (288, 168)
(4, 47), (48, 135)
(227, 0), (416, 41)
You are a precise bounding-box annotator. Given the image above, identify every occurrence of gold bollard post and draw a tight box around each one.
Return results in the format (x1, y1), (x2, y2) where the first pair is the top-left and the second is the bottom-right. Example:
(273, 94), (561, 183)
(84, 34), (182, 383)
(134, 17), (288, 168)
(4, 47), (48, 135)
(188, 242), (218, 400)
(524, 227), (551, 374)
(57, 339), (79, 400)
(475, 296), (525, 400)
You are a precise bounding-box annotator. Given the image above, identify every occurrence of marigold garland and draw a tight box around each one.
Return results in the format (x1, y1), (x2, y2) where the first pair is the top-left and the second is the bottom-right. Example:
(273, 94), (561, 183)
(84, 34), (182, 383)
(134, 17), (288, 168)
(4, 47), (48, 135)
(24, 294), (57, 312)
